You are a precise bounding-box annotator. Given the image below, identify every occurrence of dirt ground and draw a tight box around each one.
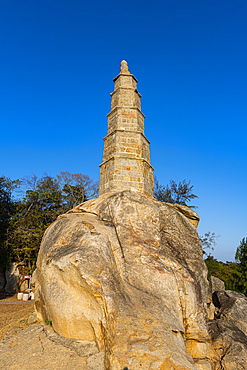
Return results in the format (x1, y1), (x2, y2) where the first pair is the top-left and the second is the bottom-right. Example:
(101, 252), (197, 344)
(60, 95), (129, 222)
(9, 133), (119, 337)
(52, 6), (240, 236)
(0, 293), (34, 340)
(0, 294), (89, 370)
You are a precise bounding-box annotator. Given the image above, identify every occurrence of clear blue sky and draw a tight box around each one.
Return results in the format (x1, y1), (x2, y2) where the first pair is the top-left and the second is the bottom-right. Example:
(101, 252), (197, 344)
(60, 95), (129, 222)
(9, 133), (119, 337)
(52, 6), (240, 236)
(1, 0), (246, 262)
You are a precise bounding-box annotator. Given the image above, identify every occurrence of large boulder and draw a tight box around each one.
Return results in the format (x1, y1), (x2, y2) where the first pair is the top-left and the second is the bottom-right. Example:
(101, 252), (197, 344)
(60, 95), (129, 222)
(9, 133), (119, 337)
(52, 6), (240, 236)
(2, 263), (20, 293)
(209, 320), (247, 370)
(0, 262), (29, 294)
(207, 276), (225, 321)
(35, 190), (212, 370)
(208, 288), (247, 370)
(209, 276), (225, 295)
(213, 290), (247, 337)
(0, 267), (6, 291)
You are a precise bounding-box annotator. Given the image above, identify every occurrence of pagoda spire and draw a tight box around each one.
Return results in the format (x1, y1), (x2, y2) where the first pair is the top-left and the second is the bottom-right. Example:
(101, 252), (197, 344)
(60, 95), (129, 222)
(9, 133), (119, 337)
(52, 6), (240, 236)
(120, 60), (129, 73)
(99, 61), (154, 196)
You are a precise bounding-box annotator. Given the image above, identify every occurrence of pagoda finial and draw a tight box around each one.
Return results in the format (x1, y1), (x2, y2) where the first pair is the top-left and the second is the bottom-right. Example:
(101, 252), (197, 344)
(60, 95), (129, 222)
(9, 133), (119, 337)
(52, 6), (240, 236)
(120, 60), (129, 73)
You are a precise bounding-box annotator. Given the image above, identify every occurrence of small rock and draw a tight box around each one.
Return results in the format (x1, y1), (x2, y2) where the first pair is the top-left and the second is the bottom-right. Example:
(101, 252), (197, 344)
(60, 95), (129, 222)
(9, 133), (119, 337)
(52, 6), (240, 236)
(28, 312), (38, 325)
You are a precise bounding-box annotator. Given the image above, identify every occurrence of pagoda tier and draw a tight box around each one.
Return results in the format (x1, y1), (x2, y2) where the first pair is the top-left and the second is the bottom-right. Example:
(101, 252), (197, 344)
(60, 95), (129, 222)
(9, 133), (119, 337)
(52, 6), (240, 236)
(99, 60), (154, 196)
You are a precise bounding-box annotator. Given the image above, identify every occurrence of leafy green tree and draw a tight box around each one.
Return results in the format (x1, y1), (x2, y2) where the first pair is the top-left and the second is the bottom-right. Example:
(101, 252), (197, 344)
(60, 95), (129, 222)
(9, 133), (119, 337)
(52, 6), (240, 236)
(154, 177), (198, 208)
(235, 237), (247, 265)
(5, 172), (98, 272)
(6, 175), (63, 271)
(0, 177), (19, 268)
(57, 172), (98, 209)
(235, 237), (247, 295)
(205, 255), (240, 291)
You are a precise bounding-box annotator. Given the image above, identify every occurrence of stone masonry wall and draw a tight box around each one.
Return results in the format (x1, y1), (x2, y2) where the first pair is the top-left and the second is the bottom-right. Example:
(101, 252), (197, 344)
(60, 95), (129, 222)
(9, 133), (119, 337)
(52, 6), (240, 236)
(99, 60), (154, 196)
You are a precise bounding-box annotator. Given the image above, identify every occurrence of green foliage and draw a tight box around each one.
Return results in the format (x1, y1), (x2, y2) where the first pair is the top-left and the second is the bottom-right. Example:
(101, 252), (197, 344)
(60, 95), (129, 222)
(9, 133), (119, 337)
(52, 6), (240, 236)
(1, 172), (97, 273)
(6, 175), (63, 271)
(57, 171), (98, 209)
(205, 255), (240, 291)
(234, 237), (247, 295)
(235, 237), (247, 264)
(154, 178), (198, 208)
(0, 177), (20, 268)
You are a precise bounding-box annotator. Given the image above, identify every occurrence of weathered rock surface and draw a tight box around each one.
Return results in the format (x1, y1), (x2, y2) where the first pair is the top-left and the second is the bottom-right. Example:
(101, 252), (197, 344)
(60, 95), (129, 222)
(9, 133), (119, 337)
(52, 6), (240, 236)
(0, 268), (5, 292)
(207, 277), (225, 320)
(35, 190), (211, 369)
(0, 263), (20, 293)
(166, 203), (200, 228)
(207, 289), (247, 369)
(209, 276), (225, 295)
(213, 290), (247, 337)
(0, 263), (29, 293)
(209, 320), (247, 370)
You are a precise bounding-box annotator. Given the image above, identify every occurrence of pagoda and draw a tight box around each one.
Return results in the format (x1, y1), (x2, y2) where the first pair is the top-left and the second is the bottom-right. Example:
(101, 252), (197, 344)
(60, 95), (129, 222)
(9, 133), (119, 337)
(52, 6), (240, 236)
(99, 60), (154, 196)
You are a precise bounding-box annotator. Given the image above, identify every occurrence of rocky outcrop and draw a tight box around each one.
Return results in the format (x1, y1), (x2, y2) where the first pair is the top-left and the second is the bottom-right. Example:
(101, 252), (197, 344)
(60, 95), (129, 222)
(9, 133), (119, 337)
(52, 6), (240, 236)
(209, 276), (225, 294)
(0, 263), (22, 293)
(209, 320), (247, 370)
(0, 267), (6, 291)
(35, 190), (211, 370)
(166, 203), (200, 228)
(207, 289), (247, 369)
(207, 276), (225, 320)
(213, 290), (247, 336)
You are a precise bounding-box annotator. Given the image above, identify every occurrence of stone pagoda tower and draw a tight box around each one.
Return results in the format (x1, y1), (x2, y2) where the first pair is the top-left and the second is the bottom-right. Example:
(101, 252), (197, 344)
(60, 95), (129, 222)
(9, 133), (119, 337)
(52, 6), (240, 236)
(99, 60), (154, 196)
